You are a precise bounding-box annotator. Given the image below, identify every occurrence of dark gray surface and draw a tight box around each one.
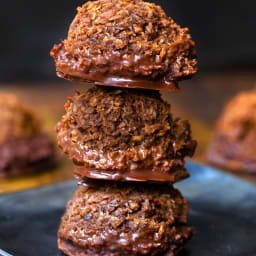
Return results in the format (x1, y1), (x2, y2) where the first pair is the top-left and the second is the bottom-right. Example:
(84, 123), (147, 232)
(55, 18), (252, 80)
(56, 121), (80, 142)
(0, 162), (256, 256)
(2, 0), (256, 83)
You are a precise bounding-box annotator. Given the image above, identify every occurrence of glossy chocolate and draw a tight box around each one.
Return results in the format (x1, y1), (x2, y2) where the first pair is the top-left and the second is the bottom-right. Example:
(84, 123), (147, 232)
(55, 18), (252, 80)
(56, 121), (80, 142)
(74, 165), (189, 183)
(51, 43), (180, 91)
(56, 86), (196, 182)
(50, 0), (197, 90)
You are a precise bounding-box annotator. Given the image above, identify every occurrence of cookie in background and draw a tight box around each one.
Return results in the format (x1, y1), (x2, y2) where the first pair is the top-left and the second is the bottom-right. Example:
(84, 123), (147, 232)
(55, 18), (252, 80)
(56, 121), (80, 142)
(206, 87), (256, 173)
(0, 93), (58, 178)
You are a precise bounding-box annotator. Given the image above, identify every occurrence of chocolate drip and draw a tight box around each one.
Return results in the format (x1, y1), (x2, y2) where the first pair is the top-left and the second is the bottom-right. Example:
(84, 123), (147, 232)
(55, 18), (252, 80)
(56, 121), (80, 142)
(51, 43), (180, 91)
(74, 165), (189, 183)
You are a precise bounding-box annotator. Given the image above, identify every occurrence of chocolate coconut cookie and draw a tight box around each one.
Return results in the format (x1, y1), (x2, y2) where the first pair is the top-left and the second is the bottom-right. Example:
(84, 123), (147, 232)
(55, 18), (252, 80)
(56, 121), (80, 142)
(207, 89), (256, 173)
(58, 180), (193, 256)
(51, 0), (197, 91)
(0, 93), (57, 178)
(56, 86), (196, 182)
(51, 0), (197, 254)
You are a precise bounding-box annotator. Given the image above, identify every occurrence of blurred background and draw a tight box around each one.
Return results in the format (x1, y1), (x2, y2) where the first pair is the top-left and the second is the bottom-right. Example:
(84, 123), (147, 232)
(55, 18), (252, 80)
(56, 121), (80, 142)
(0, 0), (256, 82)
(0, 0), (256, 192)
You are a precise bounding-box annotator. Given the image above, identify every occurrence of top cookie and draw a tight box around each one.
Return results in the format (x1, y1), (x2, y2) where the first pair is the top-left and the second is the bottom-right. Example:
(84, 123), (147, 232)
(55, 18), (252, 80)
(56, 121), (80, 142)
(51, 0), (197, 91)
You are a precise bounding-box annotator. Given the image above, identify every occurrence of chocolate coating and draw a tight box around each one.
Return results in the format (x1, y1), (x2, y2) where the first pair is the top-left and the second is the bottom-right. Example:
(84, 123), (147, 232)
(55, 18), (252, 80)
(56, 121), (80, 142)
(0, 133), (57, 178)
(0, 93), (57, 178)
(58, 180), (193, 256)
(51, 0), (197, 90)
(207, 89), (256, 173)
(56, 86), (196, 182)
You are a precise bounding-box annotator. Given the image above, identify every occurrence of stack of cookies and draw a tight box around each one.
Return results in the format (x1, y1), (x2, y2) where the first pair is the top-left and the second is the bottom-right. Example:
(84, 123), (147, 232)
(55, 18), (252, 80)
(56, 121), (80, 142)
(51, 0), (198, 255)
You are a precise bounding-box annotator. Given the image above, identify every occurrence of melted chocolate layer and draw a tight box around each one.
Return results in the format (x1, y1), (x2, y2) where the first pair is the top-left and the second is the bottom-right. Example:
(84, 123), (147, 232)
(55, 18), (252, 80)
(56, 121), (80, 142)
(50, 0), (197, 90)
(74, 165), (189, 183)
(56, 87), (196, 182)
(51, 43), (180, 91)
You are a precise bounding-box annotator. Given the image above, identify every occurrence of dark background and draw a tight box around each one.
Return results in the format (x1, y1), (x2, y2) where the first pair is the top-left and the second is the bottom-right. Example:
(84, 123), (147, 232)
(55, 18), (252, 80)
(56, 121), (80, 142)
(1, 0), (256, 83)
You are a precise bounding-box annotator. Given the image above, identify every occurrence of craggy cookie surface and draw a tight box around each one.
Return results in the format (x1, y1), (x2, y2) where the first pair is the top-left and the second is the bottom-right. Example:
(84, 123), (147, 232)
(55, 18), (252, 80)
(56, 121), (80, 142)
(57, 86), (196, 182)
(58, 180), (193, 256)
(51, 0), (197, 90)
